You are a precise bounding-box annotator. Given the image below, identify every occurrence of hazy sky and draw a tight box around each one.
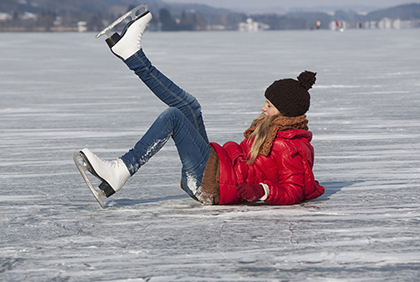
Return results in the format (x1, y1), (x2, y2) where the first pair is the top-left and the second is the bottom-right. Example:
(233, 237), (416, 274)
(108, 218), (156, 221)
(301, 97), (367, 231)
(162, 0), (419, 13)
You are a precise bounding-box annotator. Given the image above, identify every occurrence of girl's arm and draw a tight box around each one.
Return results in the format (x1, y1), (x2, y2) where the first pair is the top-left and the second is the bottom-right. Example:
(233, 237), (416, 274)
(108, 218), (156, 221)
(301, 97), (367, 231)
(262, 151), (306, 205)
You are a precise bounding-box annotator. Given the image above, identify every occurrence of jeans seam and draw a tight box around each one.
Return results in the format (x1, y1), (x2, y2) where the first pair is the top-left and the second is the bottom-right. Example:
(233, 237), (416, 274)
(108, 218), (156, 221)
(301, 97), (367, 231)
(170, 109), (209, 170)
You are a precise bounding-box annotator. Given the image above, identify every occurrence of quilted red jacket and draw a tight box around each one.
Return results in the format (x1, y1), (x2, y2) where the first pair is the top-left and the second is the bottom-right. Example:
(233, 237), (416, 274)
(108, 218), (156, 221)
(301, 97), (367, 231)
(210, 129), (324, 205)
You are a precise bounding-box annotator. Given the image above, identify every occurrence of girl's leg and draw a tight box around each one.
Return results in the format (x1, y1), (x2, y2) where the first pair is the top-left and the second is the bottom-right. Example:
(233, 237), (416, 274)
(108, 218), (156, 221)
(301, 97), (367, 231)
(121, 107), (211, 197)
(124, 49), (209, 144)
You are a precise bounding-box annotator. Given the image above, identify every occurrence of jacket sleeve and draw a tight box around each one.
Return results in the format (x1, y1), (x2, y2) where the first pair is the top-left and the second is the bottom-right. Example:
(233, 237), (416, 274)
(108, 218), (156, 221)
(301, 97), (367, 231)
(262, 149), (306, 205)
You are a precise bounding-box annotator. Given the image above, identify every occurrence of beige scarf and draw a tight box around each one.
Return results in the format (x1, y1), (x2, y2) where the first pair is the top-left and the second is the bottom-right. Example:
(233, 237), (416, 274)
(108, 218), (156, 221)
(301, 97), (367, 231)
(243, 115), (309, 156)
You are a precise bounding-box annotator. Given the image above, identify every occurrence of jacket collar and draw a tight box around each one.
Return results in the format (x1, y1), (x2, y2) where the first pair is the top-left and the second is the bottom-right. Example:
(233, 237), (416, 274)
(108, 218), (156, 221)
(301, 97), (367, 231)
(277, 129), (313, 141)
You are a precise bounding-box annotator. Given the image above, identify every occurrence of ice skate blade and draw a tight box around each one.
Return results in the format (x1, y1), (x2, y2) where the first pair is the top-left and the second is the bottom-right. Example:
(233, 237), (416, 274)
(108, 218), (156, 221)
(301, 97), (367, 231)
(95, 4), (149, 39)
(73, 152), (105, 208)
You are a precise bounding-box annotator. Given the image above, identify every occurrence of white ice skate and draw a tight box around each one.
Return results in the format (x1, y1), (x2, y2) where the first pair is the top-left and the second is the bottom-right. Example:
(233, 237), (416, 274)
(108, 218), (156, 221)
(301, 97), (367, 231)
(95, 4), (152, 60)
(73, 149), (131, 208)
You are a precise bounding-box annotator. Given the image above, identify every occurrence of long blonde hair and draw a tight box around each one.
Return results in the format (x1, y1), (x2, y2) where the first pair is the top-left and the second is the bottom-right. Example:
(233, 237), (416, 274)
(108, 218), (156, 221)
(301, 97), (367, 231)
(247, 113), (281, 165)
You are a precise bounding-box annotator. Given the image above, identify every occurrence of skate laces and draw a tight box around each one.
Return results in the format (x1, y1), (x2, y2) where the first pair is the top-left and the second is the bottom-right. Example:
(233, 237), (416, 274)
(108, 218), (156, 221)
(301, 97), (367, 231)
(135, 27), (143, 49)
(137, 34), (142, 47)
(121, 18), (144, 49)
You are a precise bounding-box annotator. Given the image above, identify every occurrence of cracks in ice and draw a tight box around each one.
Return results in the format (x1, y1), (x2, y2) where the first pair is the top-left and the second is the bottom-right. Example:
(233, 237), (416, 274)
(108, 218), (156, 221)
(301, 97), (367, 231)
(216, 220), (233, 262)
(288, 222), (298, 245)
(0, 257), (24, 273)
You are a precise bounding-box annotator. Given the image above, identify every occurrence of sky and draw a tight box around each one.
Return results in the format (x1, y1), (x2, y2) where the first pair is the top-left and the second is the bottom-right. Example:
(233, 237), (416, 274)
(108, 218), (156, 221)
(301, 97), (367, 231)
(162, 0), (419, 13)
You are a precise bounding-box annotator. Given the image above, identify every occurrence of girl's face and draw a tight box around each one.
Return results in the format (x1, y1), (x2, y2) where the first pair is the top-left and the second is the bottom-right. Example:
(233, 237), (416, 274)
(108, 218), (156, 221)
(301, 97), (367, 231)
(261, 99), (279, 117)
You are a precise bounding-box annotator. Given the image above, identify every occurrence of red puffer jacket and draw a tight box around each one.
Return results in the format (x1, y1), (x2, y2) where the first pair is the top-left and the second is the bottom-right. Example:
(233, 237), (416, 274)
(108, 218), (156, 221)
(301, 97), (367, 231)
(211, 129), (324, 205)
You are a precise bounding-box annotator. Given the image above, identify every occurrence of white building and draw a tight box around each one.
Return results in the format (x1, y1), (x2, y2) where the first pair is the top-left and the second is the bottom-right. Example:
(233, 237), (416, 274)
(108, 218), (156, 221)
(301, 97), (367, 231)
(239, 18), (269, 32)
(0, 13), (12, 21)
(366, 18), (417, 29)
(77, 21), (87, 33)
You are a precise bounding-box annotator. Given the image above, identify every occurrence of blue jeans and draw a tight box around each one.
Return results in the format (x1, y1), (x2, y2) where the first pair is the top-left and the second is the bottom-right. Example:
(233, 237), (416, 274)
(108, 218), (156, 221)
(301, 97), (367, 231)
(120, 49), (211, 198)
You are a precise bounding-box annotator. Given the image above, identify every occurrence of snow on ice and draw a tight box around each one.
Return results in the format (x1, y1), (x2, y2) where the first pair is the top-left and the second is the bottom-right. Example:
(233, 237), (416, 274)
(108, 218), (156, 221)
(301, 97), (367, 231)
(1, 29), (420, 281)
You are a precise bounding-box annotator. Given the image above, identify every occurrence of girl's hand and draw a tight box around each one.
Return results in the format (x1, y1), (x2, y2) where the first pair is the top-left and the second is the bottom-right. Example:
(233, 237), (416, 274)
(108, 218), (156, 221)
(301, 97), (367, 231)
(236, 183), (265, 202)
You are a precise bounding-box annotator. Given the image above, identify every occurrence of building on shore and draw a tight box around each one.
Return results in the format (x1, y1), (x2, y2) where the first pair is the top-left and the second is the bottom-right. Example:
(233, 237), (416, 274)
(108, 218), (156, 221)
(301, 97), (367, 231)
(239, 18), (270, 32)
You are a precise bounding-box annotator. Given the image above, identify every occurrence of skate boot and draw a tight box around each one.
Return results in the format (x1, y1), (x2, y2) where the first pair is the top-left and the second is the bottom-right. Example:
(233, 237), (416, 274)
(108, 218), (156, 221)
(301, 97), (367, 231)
(79, 148), (131, 197)
(96, 4), (152, 60)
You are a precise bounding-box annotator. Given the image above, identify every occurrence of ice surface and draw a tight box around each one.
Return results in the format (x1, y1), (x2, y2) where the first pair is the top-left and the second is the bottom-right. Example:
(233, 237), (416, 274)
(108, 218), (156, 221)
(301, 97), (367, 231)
(1, 29), (420, 281)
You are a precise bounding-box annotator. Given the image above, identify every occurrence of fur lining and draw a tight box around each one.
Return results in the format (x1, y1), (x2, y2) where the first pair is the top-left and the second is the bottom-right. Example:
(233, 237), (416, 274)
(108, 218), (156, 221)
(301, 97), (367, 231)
(243, 115), (308, 156)
(200, 145), (220, 205)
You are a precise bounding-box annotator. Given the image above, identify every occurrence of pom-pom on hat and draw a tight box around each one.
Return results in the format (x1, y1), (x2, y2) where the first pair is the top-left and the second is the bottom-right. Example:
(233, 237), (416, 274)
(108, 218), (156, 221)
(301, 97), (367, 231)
(264, 71), (316, 117)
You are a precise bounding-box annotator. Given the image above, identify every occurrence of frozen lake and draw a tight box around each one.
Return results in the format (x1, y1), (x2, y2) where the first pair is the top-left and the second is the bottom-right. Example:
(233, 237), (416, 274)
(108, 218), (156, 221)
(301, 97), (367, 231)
(1, 28), (420, 281)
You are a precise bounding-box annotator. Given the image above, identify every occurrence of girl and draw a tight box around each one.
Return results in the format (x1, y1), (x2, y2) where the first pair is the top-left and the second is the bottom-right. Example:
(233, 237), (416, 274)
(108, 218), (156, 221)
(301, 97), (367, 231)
(76, 10), (324, 206)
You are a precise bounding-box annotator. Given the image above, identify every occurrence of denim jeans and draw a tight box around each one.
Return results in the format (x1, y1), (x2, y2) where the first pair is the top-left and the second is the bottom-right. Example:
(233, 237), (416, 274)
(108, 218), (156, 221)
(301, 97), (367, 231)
(120, 49), (211, 198)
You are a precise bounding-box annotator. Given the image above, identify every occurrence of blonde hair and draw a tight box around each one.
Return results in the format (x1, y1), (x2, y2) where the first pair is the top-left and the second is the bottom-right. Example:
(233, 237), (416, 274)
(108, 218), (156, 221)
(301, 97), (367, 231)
(247, 113), (281, 165)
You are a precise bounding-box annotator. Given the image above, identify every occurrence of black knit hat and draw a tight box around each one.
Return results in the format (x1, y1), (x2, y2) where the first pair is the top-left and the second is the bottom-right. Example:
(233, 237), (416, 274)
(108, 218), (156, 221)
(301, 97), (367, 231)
(264, 71), (316, 117)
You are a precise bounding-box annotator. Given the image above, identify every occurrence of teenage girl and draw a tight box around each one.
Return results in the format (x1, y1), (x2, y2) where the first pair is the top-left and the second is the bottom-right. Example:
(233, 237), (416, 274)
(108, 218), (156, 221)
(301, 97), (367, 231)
(77, 11), (324, 206)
